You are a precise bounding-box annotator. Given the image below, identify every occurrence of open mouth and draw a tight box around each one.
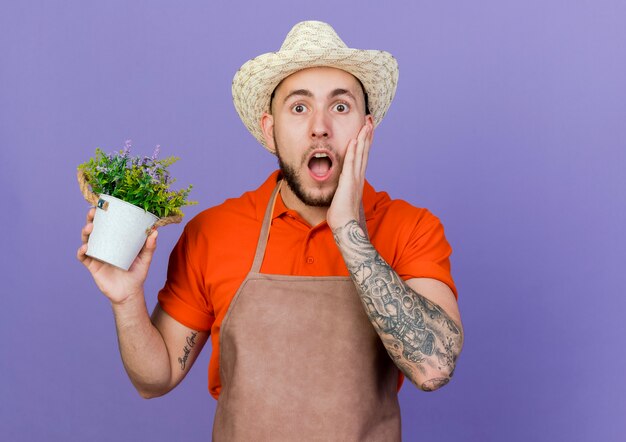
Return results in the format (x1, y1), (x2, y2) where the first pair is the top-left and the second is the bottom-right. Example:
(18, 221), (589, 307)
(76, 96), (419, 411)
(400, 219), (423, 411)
(307, 152), (333, 179)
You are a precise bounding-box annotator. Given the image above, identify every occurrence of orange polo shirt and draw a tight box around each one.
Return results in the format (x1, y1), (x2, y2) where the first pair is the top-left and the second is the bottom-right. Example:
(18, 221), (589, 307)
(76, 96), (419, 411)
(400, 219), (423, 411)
(158, 170), (456, 399)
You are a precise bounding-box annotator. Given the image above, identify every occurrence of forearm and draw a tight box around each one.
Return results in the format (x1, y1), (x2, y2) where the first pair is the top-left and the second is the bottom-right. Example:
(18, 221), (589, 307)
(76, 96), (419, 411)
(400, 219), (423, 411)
(332, 220), (463, 391)
(111, 293), (172, 398)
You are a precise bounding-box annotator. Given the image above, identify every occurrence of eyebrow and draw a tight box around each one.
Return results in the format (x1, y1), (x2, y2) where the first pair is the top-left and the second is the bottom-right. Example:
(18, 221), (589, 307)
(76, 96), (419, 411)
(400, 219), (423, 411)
(282, 88), (357, 104)
(282, 89), (313, 104)
(329, 88), (357, 102)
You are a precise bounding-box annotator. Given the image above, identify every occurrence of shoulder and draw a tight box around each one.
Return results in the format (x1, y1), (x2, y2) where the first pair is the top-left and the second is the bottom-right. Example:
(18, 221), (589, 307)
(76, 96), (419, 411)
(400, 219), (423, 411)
(183, 171), (280, 240)
(182, 190), (260, 244)
(366, 185), (451, 262)
(366, 186), (456, 295)
(366, 185), (443, 235)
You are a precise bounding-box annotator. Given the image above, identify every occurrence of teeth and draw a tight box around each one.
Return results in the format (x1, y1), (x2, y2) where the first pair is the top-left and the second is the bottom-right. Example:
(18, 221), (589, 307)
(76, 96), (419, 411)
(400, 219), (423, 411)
(314, 153), (329, 158)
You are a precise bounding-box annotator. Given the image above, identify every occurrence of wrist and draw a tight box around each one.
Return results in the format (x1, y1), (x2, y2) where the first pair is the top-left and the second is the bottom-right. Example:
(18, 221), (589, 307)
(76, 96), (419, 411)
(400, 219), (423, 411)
(326, 205), (360, 231)
(110, 292), (152, 333)
(110, 289), (146, 315)
(332, 219), (370, 249)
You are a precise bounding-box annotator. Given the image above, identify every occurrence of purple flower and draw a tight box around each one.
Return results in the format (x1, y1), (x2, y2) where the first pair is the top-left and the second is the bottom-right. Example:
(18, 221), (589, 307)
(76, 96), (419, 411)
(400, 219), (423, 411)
(122, 139), (132, 157)
(147, 167), (160, 183)
(152, 144), (160, 161)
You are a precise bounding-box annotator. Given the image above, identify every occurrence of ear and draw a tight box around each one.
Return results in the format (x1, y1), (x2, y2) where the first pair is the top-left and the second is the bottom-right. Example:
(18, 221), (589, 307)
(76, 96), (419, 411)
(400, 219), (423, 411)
(260, 112), (276, 153)
(365, 114), (375, 142)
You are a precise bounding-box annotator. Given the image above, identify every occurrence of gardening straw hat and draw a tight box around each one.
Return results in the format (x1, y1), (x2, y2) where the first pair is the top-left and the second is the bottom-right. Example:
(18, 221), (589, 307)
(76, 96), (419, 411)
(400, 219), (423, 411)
(232, 20), (399, 153)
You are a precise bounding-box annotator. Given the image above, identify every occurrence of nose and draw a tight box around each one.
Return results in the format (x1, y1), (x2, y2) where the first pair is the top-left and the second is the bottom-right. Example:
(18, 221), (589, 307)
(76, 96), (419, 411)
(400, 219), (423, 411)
(310, 109), (331, 139)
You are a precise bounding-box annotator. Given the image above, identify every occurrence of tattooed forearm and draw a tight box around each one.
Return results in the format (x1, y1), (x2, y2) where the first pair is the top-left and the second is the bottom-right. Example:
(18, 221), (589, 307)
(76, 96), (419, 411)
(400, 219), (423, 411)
(333, 220), (463, 390)
(178, 331), (198, 371)
(421, 377), (450, 391)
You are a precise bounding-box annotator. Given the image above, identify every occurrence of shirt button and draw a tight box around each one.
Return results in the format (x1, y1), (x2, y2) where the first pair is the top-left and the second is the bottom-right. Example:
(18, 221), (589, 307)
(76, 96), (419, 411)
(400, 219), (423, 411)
(306, 256), (315, 264)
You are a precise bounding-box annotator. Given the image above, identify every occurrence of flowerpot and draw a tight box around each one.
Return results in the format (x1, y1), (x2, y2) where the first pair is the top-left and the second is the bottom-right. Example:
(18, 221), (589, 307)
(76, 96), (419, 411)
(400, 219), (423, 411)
(86, 194), (159, 270)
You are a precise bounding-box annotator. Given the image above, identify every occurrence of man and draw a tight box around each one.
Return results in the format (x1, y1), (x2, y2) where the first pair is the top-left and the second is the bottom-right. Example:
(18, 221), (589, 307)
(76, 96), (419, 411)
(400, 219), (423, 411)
(78, 21), (463, 440)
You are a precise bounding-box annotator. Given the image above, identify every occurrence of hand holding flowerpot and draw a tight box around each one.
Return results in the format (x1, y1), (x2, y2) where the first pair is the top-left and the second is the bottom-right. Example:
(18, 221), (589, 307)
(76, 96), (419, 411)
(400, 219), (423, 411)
(77, 207), (158, 304)
(77, 141), (196, 271)
(86, 194), (160, 270)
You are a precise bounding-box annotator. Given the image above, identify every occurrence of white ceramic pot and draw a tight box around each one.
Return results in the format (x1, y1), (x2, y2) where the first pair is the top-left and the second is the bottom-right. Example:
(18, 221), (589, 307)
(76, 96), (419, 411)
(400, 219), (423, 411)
(86, 194), (159, 270)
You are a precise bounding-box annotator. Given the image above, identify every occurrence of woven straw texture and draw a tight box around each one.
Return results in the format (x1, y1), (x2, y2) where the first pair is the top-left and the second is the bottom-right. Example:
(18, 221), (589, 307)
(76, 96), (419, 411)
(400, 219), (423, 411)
(232, 21), (399, 153)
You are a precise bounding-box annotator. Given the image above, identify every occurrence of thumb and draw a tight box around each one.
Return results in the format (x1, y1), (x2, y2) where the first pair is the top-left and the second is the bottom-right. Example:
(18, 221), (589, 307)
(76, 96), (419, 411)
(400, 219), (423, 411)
(136, 229), (158, 267)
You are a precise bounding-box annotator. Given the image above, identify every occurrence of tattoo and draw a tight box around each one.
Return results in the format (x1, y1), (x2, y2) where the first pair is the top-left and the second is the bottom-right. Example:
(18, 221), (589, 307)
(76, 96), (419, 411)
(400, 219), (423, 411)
(421, 378), (450, 391)
(178, 331), (198, 371)
(333, 220), (462, 388)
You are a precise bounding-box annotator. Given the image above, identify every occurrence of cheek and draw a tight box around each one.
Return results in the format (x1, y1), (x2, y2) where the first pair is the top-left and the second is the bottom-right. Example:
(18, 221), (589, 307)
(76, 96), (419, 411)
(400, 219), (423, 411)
(338, 112), (365, 132)
(274, 118), (309, 142)
(334, 120), (362, 146)
(273, 126), (305, 163)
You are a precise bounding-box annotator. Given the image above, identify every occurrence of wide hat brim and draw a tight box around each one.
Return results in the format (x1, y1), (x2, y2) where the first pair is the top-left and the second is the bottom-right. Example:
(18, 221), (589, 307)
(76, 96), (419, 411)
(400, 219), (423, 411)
(232, 29), (399, 153)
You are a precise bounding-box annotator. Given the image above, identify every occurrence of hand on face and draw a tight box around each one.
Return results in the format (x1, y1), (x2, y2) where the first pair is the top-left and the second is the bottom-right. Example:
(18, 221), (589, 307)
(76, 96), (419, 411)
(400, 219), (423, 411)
(327, 121), (373, 232)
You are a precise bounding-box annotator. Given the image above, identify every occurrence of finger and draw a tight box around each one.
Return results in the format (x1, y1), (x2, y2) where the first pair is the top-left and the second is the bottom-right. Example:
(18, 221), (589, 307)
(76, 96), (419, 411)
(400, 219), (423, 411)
(354, 125), (370, 178)
(361, 125), (372, 177)
(357, 121), (374, 177)
(81, 222), (93, 244)
(354, 125), (367, 178)
(366, 120), (374, 143)
(145, 229), (158, 249)
(86, 207), (95, 223)
(357, 122), (370, 141)
(341, 139), (357, 180)
(76, 243), (91, 265)
(135, 230), (158, 267)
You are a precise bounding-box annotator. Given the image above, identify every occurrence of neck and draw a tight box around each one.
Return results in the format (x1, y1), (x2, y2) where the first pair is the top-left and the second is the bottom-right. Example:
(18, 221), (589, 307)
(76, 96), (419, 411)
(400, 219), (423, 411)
(279, 183), (329, 227)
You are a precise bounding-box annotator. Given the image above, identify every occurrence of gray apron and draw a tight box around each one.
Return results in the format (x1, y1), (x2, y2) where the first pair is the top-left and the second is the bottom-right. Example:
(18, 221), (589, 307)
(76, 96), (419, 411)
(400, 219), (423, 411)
(213, 182), (401, 441)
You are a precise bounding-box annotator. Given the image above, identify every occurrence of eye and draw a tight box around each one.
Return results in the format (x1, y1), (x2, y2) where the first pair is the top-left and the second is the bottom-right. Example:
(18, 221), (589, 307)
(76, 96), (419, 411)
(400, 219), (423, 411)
(333, 102), (350, 113)
(292, 103), (307, 114)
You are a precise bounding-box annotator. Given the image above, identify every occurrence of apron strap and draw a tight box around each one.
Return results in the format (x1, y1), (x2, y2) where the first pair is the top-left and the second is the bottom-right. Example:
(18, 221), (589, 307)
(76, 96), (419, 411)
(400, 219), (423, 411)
(250, 180), (282, 273)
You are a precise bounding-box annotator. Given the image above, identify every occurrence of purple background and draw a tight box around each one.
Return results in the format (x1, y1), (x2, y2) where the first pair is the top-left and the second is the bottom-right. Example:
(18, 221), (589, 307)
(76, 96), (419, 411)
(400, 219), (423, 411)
(1, 1), (625, 441)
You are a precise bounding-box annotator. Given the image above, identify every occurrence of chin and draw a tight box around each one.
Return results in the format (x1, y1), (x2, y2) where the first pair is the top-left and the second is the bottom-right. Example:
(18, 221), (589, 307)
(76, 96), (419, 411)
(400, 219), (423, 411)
(276, 142), (342, 207)
(280, 163), (337, 207)
(295, 184), (337, 207)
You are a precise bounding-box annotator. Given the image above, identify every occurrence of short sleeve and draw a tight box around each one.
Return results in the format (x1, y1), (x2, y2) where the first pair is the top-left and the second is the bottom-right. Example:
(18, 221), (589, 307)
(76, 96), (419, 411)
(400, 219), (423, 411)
(157, 225), (215, 331)
(393, 209), (457, 299)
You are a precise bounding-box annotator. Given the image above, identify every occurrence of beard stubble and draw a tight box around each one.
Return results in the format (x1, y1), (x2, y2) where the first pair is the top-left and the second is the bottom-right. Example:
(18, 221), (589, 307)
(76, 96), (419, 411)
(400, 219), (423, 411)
(275, 143), (337, 208)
